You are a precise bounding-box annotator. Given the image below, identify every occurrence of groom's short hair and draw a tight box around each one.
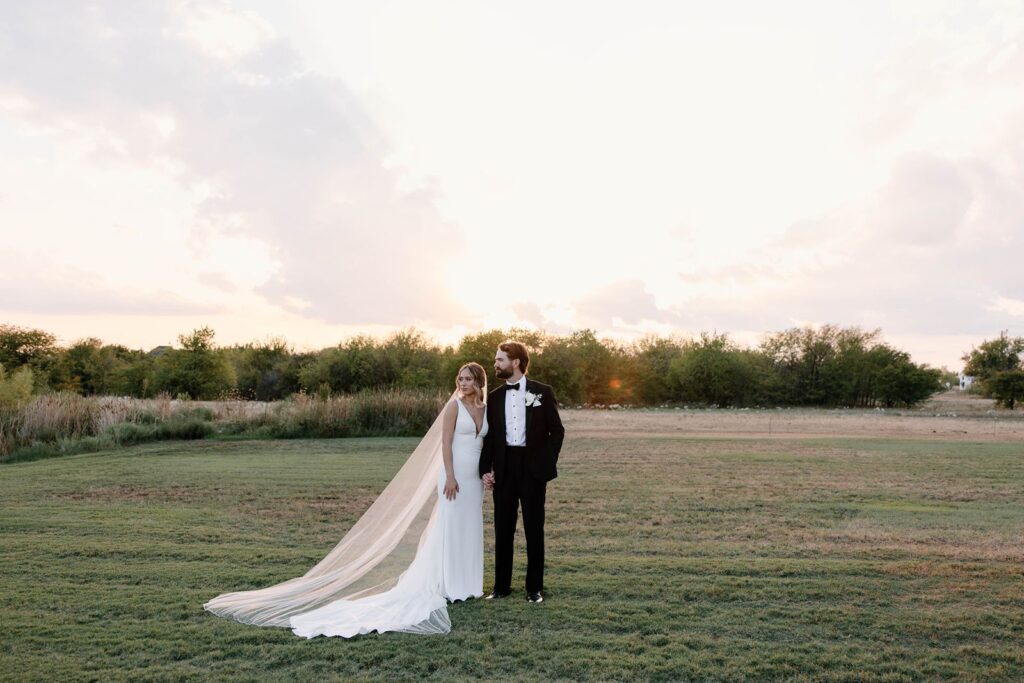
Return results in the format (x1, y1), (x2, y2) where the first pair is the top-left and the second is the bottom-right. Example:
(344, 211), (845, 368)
(499, 340), (530, 373)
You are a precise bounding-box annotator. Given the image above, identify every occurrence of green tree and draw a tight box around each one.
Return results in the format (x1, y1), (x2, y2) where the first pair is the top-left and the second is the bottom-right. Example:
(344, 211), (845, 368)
(114, 351), (157, 397)
(231, 337), (302, 400)
(873, 352), (943, 407)
(153, 327), (235, 399)
(299, 335), (388, 395)
(0, 324), (57, 368)
(533, 330), (622, 405)
(380, 329), (445, 389)
(629, 335), (687, 405)
(758, 326), (940, 408)
(524, 329), (630, 405)
(760, 326), (843, 405)
(50, 338), (135, 395)
(0, 363), (35, 407)
(0, 324), (58, 392)
(816, 328), (884, 406)
(962, 332), (1024, 397)
(989, 370), (1024, 409)
(530, 334), (585, 405)
(51, 338), (100, 394)
(669, 333), (767, 407)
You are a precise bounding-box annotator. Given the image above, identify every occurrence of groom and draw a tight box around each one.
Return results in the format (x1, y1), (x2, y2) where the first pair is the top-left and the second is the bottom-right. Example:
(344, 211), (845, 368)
(479, 340), (565, 603)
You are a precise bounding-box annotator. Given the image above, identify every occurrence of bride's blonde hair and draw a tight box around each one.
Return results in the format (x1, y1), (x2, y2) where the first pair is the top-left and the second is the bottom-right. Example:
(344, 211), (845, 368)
(456, 362), (487, 404)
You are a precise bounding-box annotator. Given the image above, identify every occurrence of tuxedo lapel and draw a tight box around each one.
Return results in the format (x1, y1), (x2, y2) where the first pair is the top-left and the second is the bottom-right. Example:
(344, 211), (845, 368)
(524, 379), (534, 442)
(496, 385), (509, 442)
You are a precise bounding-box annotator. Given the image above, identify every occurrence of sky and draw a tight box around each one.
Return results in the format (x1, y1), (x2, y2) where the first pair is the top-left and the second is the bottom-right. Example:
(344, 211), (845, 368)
(2, 0), (1023, 370)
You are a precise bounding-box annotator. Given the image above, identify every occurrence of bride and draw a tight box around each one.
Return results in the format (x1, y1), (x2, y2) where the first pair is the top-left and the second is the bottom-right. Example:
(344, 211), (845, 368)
(204, 363), (489, 637)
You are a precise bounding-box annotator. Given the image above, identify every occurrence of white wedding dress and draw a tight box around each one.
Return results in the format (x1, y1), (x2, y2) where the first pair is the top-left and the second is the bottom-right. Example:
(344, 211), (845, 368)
(288, 399), (487, 638)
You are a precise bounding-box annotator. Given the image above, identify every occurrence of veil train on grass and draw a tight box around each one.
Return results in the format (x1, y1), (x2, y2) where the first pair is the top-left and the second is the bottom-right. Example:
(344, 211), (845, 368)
(203, 391), (458, 629)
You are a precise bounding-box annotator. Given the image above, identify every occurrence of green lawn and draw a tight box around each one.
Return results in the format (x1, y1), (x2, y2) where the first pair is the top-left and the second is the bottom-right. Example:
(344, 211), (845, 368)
(2, 434), (1023, 682)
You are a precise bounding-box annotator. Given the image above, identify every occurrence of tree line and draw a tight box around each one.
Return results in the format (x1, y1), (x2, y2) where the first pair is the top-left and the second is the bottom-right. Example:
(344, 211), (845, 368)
(0, 322), (961, 409)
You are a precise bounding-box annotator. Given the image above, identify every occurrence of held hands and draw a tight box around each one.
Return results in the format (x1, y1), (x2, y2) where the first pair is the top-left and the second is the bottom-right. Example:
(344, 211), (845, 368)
(444, 477), (460, 501)
(482, 472), (495, 490)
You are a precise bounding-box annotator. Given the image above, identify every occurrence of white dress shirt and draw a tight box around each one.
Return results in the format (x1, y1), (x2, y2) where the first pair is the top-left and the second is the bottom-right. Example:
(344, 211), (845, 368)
(504, 377), (527, 446)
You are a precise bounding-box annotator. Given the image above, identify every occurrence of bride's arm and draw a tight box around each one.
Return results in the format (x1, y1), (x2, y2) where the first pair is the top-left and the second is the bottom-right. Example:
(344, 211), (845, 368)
(441, 401), (460, 500)
(479, 403), (495, 483)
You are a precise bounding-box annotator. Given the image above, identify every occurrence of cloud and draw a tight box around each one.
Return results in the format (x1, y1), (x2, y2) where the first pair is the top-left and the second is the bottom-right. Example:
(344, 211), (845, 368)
(508, 302), (562, 330)
(678, 262), (787, 287)
(859, 4), (1024, 142)
(988, 297), (1024, 318)
(663, 120), (1024, 342)
(0, 252), (221, 316)
(0, 1), (467, 326)
(571, 280), (678, 328)
(869, 154), (972, 245)
(198, 271), (237, 293)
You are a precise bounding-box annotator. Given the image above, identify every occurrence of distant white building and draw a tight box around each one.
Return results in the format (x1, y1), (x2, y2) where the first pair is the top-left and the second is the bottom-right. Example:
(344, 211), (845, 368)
(958, 374), (975, 391)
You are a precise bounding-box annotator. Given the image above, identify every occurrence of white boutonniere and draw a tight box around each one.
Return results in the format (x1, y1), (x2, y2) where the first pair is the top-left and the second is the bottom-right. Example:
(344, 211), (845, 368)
(524, 390), (542, 407)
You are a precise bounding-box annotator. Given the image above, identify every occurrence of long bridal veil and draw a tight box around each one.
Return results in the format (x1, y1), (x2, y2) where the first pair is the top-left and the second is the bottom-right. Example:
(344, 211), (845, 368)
(204, 391), (458, 628)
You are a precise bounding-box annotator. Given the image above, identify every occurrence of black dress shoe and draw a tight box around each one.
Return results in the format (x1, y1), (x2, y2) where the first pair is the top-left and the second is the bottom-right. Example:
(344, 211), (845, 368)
(485, 589), (510, 600)
(527, 591), (544, 603)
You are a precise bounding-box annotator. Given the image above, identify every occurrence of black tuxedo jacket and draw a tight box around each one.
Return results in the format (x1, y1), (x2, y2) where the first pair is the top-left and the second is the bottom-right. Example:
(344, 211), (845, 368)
(479, 378), (565, 484)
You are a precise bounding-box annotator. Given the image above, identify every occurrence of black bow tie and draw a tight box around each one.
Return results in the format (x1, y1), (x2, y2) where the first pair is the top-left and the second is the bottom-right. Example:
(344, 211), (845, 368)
(506, 383), (520, 391)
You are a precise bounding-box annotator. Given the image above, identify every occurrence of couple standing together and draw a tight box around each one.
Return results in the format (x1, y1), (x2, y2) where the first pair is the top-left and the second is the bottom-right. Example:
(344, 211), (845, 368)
(204, 340), (565, 637)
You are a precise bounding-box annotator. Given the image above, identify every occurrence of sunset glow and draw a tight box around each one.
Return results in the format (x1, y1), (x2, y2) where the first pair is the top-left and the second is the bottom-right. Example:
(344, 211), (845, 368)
(3, 1), (1023, 367)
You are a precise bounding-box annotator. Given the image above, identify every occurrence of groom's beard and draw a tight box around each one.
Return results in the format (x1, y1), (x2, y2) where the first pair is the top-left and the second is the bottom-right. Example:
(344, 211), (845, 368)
(495, 368), (513, 380)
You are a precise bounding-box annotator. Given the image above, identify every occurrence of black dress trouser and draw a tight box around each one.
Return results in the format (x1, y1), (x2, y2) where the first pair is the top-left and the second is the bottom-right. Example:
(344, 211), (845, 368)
(493, 445), (547, 593)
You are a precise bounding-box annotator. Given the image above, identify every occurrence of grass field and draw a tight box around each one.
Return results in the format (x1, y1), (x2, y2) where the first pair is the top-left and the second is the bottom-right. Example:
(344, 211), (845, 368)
(2, 408), (1023, 681)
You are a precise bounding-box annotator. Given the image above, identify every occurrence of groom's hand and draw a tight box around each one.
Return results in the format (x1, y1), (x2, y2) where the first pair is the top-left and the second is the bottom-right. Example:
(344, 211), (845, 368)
(482, 472), (495, 490)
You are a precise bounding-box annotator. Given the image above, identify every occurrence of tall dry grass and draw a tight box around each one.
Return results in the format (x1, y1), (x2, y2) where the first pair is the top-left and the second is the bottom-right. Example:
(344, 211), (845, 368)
(0, 389), (448, 463)
(216, 389), (447, 438)
(0, 393), (188, 460)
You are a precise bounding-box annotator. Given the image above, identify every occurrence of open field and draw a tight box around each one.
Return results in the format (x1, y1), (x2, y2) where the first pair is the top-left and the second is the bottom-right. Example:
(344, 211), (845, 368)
(2, 400), (1023, 681)
(568, 391), (1024, 442)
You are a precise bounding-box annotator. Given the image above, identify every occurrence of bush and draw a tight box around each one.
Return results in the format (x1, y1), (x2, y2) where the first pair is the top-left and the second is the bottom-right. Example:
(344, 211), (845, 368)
(0, 364), (34, 408)
(2, 433), (118, 464)
(875, 361), (943, 407)
(176, 406), (215, 422)
(156, 418), (214, 440)
(102, 422), (153, 446)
